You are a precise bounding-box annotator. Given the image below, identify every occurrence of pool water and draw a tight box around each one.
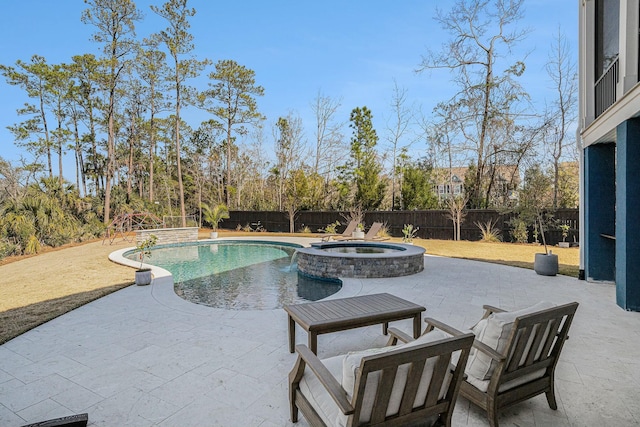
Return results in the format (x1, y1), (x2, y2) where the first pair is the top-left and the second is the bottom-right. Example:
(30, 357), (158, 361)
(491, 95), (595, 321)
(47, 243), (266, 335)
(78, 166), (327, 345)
(126, 241), (341, 310)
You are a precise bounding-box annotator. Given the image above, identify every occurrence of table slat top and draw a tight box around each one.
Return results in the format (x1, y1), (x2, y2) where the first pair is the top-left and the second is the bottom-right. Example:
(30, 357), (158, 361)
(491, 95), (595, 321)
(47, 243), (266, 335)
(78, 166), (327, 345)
(284, 293), (425, 330)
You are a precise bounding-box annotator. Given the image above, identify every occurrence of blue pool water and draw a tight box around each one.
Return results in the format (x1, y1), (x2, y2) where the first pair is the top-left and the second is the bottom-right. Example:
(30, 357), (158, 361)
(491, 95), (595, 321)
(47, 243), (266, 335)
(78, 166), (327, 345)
(125, 241), (341, 310)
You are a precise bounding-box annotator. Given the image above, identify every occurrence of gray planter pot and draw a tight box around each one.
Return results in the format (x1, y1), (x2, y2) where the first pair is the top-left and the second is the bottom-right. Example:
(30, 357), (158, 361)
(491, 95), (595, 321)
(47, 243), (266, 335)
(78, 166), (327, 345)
(135, 269), (153, 286)
(534, 252), (558, 276)
(210, 231), (218, 239)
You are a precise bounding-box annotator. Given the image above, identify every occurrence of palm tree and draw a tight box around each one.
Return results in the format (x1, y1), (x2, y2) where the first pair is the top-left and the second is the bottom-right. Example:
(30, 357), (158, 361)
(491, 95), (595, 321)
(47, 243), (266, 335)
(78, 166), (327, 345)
(202, 203), (229, 238)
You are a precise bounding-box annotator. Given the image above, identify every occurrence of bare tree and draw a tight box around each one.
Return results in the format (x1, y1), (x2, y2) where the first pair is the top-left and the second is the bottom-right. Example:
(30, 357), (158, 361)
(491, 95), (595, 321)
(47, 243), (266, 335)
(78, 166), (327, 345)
(418, 0), (530, 208)
(446, 194), (468, 241)
(0, 158), (26, 203)
(544, 28), (577, 209)
(236, 128), (270, 210)
(425, 102), (466, 207)
(272, 113), (306, 211)
(310, 91), (345, 181)
(386, 81), (412, 210)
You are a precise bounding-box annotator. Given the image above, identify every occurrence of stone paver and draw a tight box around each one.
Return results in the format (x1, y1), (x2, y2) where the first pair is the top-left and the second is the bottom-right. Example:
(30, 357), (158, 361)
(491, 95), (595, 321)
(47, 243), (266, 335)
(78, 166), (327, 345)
(1, 237), (639, 426)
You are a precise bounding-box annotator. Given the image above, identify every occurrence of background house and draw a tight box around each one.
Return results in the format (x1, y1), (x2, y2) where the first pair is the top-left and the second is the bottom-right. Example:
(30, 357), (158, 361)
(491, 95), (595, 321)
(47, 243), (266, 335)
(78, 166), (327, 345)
(432, 165), (520, 206)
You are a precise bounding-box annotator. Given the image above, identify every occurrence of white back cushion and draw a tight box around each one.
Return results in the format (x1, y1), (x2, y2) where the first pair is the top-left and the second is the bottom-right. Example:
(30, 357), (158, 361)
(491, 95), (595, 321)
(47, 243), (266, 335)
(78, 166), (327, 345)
(342, 329), (450, 423)
(466, 301), (555, 380)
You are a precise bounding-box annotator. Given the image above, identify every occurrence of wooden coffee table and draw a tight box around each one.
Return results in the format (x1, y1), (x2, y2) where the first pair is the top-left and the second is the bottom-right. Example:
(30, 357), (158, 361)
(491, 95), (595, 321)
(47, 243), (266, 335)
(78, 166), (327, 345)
(284, 293), (426, 354)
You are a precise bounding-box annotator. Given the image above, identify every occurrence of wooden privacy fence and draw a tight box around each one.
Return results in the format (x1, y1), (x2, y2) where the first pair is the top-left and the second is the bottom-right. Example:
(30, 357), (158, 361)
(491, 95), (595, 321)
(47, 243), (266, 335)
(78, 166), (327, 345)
(225, 209), (579, 245)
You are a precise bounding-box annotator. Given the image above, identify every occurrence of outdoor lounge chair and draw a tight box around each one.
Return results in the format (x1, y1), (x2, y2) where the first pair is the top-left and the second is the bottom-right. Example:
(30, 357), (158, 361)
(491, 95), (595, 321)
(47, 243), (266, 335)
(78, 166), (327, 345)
(289, 318), (474, 427)
(388, 301), (579, 427)
(321, 220), (358, 241)
(363, 222), (388, 241)
(335, 221), (389, 241)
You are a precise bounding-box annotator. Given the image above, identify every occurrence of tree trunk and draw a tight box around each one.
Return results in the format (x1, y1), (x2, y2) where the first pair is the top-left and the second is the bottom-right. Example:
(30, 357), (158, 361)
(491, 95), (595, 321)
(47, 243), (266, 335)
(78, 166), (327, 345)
(176, 81), (187, 228)
(474, 51), (493, 208)
(149, 88), (156, 202)
(226, 124), (232, 208)
(73, 116), (86, 197)
(57, 122), (63, 187)
(104, 113), (114, 225)
(37, 85), (53, 179)
(126, 116), (134, 202)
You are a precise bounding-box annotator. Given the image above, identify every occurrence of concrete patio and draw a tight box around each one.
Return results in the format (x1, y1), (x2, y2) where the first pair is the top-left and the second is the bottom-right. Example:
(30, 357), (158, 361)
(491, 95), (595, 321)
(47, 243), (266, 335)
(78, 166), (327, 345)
(1, 237), (639, 426)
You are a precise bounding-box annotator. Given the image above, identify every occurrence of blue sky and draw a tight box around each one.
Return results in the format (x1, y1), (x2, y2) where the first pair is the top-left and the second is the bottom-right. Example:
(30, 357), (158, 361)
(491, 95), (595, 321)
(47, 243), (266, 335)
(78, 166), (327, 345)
(0, 1), (577, 177)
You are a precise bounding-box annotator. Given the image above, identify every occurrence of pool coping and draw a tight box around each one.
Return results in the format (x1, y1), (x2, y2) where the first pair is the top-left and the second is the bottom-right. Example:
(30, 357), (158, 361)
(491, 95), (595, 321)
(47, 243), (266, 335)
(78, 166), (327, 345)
(304, 240), (425, 258)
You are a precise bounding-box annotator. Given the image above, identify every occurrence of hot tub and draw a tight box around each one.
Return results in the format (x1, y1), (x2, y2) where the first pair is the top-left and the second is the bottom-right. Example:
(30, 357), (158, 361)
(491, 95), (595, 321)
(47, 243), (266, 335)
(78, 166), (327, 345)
(295, 241), (425, 279)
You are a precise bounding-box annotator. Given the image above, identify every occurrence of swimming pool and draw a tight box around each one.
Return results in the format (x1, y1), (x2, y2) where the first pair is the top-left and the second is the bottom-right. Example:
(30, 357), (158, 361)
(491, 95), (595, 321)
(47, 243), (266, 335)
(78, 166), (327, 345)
(124, 241), (341, 310)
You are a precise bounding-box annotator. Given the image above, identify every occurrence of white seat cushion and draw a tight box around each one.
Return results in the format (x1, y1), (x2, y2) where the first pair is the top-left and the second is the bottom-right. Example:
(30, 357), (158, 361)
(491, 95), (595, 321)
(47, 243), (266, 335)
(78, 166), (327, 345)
(466, 301), (555, 381)
(465, 368), (547, 393)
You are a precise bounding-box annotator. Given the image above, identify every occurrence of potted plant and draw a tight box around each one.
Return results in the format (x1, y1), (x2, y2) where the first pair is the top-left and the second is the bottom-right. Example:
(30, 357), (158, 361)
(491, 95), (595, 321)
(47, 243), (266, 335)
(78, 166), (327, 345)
(402, 224), (418, 244)
(558, 223), (571, 248)
(135, 234), (157, 285)
(352, 223), (365, 239)
(516, 165), (558, 276)
(533, 214), (558, 276)
(202, 203), (230, 239)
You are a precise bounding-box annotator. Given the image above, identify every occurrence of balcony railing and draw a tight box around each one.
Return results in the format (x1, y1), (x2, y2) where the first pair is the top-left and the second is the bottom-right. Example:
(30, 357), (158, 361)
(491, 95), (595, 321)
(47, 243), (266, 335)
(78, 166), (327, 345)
(595, 56), (619, 118)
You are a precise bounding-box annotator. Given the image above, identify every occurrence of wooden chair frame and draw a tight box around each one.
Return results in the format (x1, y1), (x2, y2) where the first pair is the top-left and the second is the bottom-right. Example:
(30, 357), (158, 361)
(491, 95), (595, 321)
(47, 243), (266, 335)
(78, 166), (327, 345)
(460, 302), (579, 427)
(289, 318), (474, 427)
(21, 413), (88, 427)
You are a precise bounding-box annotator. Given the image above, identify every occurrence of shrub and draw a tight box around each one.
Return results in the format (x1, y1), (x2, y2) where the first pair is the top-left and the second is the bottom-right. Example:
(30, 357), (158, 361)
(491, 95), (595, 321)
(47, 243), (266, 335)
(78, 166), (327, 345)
(509, 218), (529, 243)
(475, 219), (502, 242)
(320, 221), (341, 234)
(378, 223), (391, 238)
(0, 240), (20, 259)
(402, 224), (418, 243)
(136, 235), (157, 269)
(341, 206), (364, 229)
(202, 203), (230, 231)
(78, 216), (106, 241)
(559, 223), (570, 242)
(24, 235), (41, 255)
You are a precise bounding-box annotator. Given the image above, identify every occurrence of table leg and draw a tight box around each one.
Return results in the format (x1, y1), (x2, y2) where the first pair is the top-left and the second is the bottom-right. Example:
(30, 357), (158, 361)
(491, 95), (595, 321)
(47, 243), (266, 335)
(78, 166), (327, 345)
(413, 313), (422, 339)
(309, 332), (318, 355)
(288, 315), (295, 353)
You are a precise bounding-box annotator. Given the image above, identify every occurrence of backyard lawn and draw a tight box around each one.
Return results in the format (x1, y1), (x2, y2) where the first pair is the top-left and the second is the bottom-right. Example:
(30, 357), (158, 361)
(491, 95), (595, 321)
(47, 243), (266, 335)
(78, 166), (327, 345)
(0, 230), (580, 344)
(414, 238), (580, 277)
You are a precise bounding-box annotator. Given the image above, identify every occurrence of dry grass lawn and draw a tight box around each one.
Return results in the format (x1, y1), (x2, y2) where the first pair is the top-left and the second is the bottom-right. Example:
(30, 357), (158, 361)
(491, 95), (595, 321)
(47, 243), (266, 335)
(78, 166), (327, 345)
(0, 230), (580, 344)
(0, 238), (135, 344)
(413, 238), (580, 277)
